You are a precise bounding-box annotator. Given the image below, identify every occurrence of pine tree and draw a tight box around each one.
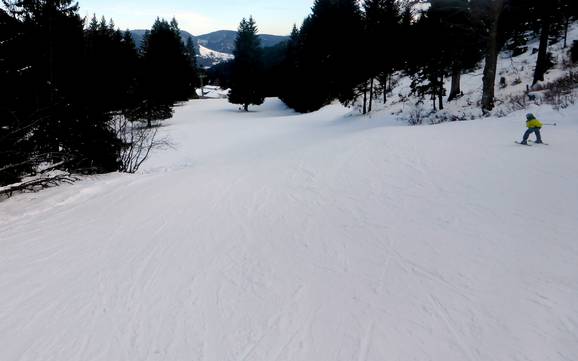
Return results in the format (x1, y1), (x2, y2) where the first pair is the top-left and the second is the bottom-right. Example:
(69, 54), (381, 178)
(88, 13), (98, 31)
(278, 25), (300, 107)
(185, 36), (199, 92)
(0, 7), (35, 185)
(139, 17), (196, 125)
(1, 1), (198, 185)
(2, 0), (121, 172)
(430, 0), (481, 102)
(228, 16), (265, 111)
(407, 6), (443, 111)
(281, 0), (364, 112)
(367, 0), (401, 105)
(363, 0), (386, 110)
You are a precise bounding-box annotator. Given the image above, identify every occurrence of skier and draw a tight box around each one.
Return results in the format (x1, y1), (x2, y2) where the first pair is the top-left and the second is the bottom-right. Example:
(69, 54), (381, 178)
(520, 113), (543, 145)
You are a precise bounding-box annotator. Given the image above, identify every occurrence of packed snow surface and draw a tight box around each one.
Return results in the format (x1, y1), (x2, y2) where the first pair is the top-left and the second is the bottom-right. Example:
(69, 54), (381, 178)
(1, 98), (578, 361)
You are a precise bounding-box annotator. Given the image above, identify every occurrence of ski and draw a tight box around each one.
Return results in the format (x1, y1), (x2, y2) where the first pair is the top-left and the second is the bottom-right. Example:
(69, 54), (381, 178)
(515, 141), (532, 146)
(529, 141), (549, 145)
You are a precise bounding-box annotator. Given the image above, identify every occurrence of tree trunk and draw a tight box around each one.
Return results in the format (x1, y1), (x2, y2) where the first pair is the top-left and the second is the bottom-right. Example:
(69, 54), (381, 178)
(383, 73), (389, 104)
(362, 82), (367, 115)
(564, 16), (569, 49)
(447, 62), (462, 102)
(146, 108), (152, 128)
(533, 15), (551, 85)
(368, 77), (374, 113)
(481, 0), (505, 114)
(432, 82), (437, 111)
(438, 76), (444, 111)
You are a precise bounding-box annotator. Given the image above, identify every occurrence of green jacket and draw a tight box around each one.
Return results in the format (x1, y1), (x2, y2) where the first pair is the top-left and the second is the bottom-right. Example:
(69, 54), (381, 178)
(527, 118), (543, 128)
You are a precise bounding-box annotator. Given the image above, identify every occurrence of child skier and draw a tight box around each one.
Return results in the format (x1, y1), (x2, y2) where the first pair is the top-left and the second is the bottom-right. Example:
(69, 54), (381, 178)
(520, 113), (543, 145)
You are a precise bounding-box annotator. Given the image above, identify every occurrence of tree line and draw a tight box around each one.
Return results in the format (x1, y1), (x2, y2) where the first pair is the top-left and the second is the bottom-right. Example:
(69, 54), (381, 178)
(226, 0), (578, 114)
(0, 0), (198, 188)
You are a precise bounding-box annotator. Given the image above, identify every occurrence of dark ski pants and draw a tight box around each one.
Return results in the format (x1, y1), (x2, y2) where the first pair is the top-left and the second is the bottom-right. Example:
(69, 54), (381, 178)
(523, 127), (542, 143)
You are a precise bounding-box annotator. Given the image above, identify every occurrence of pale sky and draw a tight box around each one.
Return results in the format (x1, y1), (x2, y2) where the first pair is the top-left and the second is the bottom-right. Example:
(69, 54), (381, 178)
(77, 0), (315, 36)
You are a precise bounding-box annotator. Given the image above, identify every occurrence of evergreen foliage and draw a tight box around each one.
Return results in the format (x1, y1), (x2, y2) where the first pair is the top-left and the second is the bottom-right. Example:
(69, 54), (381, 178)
(228, 16), (265, 111)
(0, 2), (198, 186)
(1, 0), (119, 176)
(281, 0), (364, 112)
(269, 0), (576, 114)
(278, 24), (302, 110)
(141, 18), (196, 106)
(364, 0), (402, 106)
(207, 60), (234, 89)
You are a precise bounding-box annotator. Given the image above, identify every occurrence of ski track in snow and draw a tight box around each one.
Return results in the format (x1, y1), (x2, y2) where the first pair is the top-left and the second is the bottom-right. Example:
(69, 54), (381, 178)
(1, 98), (578, 361)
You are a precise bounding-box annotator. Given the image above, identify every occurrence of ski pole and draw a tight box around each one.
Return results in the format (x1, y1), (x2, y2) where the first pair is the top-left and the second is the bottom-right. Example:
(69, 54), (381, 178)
(542, 123), (557, 126)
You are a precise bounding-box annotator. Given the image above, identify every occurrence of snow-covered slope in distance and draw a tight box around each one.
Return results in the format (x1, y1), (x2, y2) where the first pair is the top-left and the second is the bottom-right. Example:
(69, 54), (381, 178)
(198, 44), (233, 68)
(1, 98), (578, 361)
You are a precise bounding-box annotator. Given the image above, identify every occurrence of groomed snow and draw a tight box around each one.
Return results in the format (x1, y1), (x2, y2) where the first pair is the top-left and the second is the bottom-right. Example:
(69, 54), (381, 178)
(1, 98), (578, 361)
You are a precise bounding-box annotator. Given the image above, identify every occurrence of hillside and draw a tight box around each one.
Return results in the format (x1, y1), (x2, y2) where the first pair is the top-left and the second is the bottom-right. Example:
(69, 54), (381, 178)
(129, 29), (195, 49)
(198, 44), (234, 68)
(364, 23), (578, 123)
(196, 30), (288, 54)
(1, 96), (577, 360)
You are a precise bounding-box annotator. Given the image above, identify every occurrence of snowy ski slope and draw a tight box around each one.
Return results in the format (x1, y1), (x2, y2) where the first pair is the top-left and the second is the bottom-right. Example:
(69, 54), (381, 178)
(1, 98), (578, 361)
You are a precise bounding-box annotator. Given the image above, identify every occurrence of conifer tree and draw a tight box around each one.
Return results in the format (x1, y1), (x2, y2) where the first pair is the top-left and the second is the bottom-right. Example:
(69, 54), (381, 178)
(278, 25), (300, 107)
(185, 36), (199, 91)
(363, 0), (387, 110)
(139, 17), (196, 125)
(0, 7), (35, 185)
(430, 0), (480, 102)
(228, 16), (265, 111)
(1, 1), (197, 185)
(408, 10), (446, 111)
(2, 0), (120, 172)
(368, 0), (401, 105)
(281, 0), (364, 112)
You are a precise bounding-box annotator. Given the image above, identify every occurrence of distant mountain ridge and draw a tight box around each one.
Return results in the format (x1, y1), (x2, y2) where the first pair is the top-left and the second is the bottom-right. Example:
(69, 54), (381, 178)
(129, 29), (288, 54)
(195, 30), (289, 54)
(129, 29), (288, 67)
